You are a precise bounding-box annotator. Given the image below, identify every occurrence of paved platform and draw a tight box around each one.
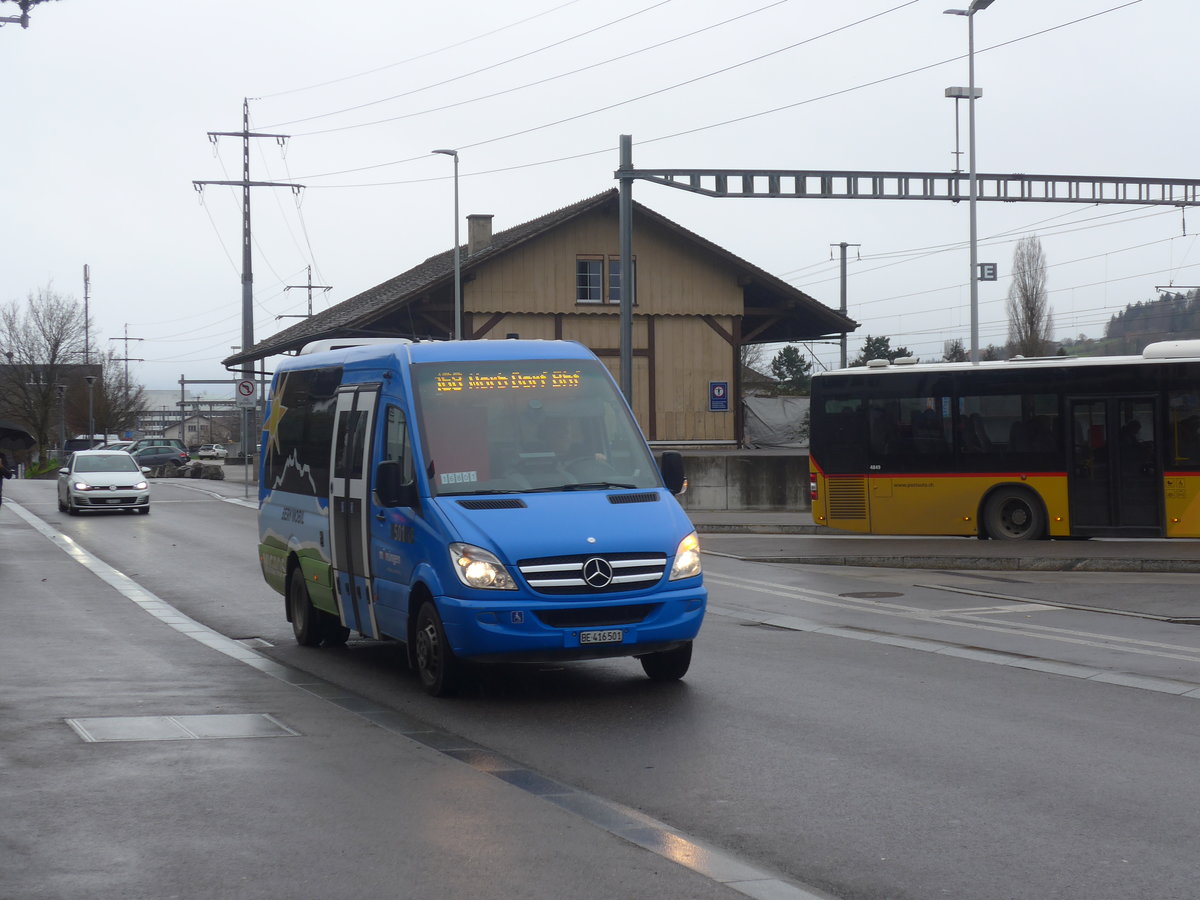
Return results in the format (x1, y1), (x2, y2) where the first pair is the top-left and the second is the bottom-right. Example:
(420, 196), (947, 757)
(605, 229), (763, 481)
(686, 509), (1200, 574)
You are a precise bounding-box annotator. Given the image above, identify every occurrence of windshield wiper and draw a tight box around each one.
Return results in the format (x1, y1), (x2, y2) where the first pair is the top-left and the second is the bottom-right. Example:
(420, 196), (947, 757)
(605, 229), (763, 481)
(544, 481), (639, 491)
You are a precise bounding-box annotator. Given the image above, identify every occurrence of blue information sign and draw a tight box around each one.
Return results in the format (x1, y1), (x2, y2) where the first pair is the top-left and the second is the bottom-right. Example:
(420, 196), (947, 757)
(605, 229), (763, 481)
(709, 381), (729, 412)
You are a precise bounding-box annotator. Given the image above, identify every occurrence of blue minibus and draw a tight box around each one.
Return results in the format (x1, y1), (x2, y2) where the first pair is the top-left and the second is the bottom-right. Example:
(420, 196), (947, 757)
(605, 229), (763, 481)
(257, 338), (706, 695)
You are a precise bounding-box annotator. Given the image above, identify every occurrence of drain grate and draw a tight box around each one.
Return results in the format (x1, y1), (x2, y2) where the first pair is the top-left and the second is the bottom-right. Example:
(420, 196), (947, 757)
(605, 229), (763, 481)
(66, 714), (299, 743)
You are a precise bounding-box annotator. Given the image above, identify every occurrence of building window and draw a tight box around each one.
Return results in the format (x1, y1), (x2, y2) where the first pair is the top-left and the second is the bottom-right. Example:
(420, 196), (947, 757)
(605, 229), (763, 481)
(576, 257), (603, 303)
(576, 255), (636, 305)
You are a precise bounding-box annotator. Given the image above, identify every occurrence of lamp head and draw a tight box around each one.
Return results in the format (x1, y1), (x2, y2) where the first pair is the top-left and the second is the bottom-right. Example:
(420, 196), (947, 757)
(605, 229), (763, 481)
(432, 148), (458, 159)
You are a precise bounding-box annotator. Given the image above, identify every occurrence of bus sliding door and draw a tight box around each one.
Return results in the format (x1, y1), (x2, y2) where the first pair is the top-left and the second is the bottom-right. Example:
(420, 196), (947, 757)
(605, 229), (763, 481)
(329, 384), (381, 637)
(1068, 396), (1161, 536)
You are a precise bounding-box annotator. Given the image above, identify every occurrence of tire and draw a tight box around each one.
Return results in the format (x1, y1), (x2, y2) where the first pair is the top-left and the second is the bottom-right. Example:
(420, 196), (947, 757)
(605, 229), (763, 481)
(58, 494), (67, 512)
(640, 641), (693, 682)
(983, 487), (1045, 541)
(288, 567), (325, 647)
(67, 502), (79, 516)
(413, 601), (461, 697)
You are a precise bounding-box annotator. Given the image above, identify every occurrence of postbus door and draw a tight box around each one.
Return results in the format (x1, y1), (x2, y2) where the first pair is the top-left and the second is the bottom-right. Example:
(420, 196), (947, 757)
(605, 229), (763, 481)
(1068, 396), (1161, 535)
(329, 384), (381, 637)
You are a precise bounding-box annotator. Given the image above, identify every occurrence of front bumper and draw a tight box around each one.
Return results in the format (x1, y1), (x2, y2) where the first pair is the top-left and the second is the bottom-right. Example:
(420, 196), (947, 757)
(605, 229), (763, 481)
(437, 582), (707, 663)
(72, 492), (150, 509)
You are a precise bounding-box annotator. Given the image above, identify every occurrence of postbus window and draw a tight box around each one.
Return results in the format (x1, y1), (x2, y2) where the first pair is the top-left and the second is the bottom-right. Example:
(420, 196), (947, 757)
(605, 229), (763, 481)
(868, 396), (951, 463)
(958, 393), (1060, 456)
(1169, 391), (1200, 469)
(815, 397), (866, 472)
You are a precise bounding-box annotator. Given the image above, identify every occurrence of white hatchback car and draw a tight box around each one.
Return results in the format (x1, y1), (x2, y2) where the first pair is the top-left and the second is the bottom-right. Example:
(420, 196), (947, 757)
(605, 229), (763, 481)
(197, 443), (228, 459)
(58, 450), (151, 515)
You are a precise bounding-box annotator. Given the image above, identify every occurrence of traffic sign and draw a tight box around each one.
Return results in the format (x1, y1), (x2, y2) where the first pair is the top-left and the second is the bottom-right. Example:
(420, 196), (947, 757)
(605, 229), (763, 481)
(235, 379), (257, 408)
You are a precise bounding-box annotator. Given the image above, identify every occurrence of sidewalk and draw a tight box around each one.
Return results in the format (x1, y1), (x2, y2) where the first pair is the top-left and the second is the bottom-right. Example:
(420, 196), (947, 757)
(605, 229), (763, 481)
(0, 498), (765, 900)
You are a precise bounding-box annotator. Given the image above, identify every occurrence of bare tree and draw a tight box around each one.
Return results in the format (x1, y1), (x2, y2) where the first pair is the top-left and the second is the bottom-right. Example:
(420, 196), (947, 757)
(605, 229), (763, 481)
(1006, 235), (1054, 356)
(0, 286), (93, 452)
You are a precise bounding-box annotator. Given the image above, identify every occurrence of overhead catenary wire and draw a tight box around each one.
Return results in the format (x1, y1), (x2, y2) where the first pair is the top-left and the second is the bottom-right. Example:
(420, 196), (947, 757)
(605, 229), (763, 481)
(261, 0), (682, 129)
(288, 1), (920, 181)
(288, 1), (1142, 188)
(278, 0), (792, 138)
(254, 0), (589, 102)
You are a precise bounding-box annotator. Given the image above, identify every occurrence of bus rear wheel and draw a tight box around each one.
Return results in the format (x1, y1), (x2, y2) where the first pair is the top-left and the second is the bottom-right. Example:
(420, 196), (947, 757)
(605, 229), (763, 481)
(983, 488), (1045, 541)
(288, 568), (325, 647)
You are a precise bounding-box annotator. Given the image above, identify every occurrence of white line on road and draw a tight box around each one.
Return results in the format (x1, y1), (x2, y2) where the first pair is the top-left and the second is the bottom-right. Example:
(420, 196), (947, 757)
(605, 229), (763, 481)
(704, 572), (1200, 671)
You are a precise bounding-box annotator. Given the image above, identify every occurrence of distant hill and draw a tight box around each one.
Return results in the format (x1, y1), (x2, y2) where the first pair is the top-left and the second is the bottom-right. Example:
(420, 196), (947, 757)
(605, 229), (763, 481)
(1059, 290), (1200, 357)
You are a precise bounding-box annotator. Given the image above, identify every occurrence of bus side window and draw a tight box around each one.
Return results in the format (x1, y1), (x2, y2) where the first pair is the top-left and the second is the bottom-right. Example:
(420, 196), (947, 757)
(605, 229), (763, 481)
(383, 405), (415, 486)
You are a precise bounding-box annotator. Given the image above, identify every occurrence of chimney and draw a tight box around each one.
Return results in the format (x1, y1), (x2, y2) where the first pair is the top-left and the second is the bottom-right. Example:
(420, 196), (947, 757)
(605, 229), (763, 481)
(467, 214), (493, 256)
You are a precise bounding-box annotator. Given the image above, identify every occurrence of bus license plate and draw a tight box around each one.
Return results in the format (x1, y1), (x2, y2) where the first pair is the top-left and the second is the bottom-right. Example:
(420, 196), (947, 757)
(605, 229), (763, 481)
(580, 629), (623, 645)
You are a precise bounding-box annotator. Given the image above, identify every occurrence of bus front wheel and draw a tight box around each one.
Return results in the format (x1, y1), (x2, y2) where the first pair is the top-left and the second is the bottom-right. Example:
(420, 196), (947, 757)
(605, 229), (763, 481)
(983, 488), (1045, 541)
(414, 602), (461, 697)
(640, 641), (693, 682)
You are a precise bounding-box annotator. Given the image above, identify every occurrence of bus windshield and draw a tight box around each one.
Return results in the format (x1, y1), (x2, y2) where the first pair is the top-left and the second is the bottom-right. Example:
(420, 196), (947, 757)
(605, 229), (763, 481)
(412, 358), (660, 496)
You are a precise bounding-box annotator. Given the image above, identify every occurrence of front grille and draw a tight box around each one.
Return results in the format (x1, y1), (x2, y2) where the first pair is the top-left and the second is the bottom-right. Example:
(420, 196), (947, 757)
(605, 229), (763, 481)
(81, 496), (138, 506)
(826, 476), (868, 520)
(535, 604), (656, 628)
(518, 552), (667, 595)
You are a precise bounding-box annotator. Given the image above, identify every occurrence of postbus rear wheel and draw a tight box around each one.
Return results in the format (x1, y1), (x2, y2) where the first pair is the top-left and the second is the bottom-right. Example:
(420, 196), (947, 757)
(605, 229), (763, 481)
(983, 487), (1045, 541)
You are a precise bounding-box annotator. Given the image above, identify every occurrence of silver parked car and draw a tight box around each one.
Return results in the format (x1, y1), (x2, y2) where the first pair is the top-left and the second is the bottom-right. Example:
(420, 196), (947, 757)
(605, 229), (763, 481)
(58, 450), (151, 515)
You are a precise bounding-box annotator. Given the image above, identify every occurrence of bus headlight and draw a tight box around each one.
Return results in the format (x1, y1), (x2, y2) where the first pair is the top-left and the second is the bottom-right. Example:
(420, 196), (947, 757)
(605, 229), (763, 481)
(449, 542), (516, 590)
(669, 532), (702, 581)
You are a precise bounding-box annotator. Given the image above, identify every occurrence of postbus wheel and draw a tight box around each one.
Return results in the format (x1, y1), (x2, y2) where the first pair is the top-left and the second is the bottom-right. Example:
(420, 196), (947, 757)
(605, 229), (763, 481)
(640, 641), (693, 682)
(983, 487), (1045, 541)
(414, 601), (461, 697)
(288, 567), (325, 647)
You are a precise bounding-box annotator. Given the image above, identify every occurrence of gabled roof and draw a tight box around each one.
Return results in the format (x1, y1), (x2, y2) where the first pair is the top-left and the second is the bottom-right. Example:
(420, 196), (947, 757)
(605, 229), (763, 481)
(224, 189), (856, 368)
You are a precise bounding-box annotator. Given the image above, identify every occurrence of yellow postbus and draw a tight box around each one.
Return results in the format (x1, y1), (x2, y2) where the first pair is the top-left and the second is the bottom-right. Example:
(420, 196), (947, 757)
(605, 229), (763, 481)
(809, 340), (1200, 540)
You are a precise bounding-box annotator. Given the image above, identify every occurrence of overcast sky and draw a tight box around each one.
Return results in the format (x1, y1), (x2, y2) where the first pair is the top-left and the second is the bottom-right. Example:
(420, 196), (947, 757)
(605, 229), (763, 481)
(3, 0), (1196, 391)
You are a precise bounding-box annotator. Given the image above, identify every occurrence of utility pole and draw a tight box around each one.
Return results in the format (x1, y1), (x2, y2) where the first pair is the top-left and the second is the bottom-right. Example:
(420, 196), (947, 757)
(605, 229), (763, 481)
(193, 98), (302, 475)
(830, 242), (860, 369)
(83, 264), (91, 365)
(0, 0), (32, 28)
(108, 324), (145, 433)
(278, 265), (331, 320)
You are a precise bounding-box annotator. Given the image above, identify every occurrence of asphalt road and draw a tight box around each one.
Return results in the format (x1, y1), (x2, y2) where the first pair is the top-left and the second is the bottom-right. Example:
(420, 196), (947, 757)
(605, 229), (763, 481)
(5, 476), (1200, 900)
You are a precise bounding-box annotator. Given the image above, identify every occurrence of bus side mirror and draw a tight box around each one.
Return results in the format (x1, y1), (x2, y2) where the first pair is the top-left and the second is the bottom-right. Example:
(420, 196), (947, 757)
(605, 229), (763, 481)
(659, 450), (686, 495)
(375, 460), (417, 508)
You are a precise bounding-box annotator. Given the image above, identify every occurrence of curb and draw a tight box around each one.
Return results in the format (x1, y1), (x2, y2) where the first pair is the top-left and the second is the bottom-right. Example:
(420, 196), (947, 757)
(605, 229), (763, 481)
(726, 553), (1200, 574)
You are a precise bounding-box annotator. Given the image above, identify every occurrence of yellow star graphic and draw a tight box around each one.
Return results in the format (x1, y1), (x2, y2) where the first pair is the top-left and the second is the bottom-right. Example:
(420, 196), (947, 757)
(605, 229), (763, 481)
(262, 375), (289, 460)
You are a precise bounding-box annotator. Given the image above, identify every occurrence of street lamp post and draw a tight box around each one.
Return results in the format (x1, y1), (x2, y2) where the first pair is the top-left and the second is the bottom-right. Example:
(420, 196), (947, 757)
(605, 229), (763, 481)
(55, 384), (66, 457)
(84, 375), (96, 447)
(945, 0), (995, 363)
(432, 148), (461, 341)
